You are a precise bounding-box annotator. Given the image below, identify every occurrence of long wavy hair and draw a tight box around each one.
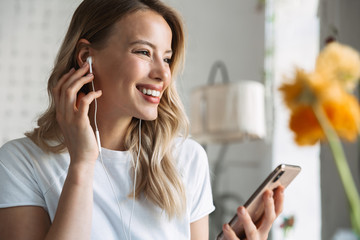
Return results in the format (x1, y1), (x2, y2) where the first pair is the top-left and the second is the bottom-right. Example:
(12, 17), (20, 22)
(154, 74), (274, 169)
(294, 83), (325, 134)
(26, 0), (189, 218)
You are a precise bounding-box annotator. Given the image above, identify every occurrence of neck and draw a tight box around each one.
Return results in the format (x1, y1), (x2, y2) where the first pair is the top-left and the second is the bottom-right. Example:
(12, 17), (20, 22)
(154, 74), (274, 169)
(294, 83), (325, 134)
(89, 105), (132, 151)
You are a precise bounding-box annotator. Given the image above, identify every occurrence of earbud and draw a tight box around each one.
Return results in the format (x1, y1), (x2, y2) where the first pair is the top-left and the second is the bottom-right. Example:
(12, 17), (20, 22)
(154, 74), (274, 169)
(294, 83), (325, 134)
(86, 56), (93, 74)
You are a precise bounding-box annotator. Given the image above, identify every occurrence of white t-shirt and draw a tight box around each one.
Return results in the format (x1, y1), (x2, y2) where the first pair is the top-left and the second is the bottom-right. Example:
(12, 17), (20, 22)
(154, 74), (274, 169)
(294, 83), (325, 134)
(0, 137), (215, 240)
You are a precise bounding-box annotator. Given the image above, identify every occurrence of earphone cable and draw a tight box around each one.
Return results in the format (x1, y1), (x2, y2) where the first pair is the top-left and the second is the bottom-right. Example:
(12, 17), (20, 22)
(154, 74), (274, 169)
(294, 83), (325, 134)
(128, 119), (141, 240)
(98, 145), (129, 240)
(91, 80), (99, 133)
(91, 80), (129, 240)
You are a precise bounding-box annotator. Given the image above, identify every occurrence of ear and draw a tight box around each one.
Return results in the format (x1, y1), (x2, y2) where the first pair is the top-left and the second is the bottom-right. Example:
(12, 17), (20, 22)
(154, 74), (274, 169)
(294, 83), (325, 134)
(76, 39), (92, 67)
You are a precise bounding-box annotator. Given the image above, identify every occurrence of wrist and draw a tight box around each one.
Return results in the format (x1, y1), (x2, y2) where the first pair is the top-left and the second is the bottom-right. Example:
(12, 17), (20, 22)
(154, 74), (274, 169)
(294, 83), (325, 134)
(67, 160), (96, 186)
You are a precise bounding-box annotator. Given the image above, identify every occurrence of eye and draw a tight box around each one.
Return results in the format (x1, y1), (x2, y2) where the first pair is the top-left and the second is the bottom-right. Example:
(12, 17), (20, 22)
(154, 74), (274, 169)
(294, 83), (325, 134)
(164, 58), (172, 64)
(135, 50), (150, 57)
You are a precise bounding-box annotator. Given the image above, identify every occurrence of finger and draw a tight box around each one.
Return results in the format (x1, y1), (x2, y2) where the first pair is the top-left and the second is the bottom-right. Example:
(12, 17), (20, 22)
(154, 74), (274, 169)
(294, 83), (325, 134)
(63, 73), (94, 117)
(58, 62), (89, 87)
(53, 68), (75, 96)
(56, 63), (88, 103)
(56, 64), (93, 121)
(67, 73), (95, 99)
(274, 186), (285, 216)
(59, 63), (90, 93)
(59, 63), (91, 109)
(77, 90), (102, 117)
(54, 65), (88, 112)
(238, 206), (257, 240)
(222, 223), (239, 240)
(54, 68), (76, 124)
(76, 92), (87, 109)
(53, 68), (75, 113)
(258, 190), (276, 234)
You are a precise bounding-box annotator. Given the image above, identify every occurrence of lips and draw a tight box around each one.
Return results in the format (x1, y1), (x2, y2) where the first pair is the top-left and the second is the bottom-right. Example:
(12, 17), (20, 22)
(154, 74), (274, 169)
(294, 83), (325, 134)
(136, 84), (163, 103)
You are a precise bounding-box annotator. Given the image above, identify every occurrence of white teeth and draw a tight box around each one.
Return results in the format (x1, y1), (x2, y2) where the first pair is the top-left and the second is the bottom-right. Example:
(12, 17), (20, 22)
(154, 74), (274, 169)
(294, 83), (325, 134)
(142, 88), (160, 97)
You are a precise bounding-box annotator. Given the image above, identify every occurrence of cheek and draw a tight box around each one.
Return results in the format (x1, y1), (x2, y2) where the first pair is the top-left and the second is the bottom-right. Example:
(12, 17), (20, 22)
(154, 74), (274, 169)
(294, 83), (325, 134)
(118, 57), (150, 80)
(102, 60), (136, 86)
(164, 69), (172, 87)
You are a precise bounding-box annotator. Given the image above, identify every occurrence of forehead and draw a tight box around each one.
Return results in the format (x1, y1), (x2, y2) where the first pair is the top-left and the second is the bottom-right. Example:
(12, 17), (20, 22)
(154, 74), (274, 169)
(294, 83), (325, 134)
(108, 10), (173, 48)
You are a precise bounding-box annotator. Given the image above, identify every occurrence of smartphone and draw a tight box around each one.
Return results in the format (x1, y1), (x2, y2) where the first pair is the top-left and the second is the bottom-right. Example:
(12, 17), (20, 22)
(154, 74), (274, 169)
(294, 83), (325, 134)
(216, 164), (301, 240)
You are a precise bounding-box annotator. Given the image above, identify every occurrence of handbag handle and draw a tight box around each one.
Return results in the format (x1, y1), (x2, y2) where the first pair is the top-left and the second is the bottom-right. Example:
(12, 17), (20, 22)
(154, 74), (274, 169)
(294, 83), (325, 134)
(207, 60), (230, 85)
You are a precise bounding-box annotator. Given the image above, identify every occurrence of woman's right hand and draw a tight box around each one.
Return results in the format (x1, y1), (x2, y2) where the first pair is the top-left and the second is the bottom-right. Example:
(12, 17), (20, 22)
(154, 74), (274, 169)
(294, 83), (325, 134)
(0, 63), (103, 240)
(53, 62), (102, 165)
(46, 62), (102, 240)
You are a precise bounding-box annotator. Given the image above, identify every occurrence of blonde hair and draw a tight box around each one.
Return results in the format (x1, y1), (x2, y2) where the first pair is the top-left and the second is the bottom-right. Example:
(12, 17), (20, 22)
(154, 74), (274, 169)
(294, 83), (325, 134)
(26, 0), (188, 218)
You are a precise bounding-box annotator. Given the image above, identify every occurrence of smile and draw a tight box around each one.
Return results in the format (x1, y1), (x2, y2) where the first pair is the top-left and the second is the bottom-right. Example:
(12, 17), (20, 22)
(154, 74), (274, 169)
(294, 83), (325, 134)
(141, 88), (161, 97)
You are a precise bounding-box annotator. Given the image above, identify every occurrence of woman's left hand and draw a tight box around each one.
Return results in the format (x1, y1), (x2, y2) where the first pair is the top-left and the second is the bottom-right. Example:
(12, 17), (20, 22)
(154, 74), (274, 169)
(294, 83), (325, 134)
(222, 186), (284, 240)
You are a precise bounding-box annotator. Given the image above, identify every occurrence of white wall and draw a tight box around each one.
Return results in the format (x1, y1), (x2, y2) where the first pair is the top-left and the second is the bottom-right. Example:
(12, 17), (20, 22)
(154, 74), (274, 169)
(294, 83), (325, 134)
(164, 0), (266, 110)
(0, 0), (82, 143)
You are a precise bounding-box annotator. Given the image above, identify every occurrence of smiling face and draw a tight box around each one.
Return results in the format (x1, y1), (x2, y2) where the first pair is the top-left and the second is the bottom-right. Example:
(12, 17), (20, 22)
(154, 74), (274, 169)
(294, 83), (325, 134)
(91, 9), (173, 122)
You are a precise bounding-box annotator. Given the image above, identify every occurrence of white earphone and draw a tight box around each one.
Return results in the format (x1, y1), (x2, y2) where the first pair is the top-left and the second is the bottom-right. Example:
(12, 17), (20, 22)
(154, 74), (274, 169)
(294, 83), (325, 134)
(86, 56), (93, 74)
(86, 56), (140, 240)
(86, 56), (101, 152)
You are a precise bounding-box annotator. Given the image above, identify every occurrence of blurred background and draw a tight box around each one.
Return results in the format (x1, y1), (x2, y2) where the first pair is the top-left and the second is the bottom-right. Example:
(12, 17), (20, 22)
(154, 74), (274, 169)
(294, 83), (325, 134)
(0, 0), (359, 239)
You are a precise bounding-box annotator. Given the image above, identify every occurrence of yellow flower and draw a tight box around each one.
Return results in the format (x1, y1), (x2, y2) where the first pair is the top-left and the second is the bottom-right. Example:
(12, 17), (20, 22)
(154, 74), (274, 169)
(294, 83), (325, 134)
(315, 42), (360, 92)
(284, 83), (360, 146)
(288, 105), (324, 145)
(279, 68), (340, 109)
(322, 93), (360, 141)
(279, 44), (360, 145)
(279, 68), (317, 110)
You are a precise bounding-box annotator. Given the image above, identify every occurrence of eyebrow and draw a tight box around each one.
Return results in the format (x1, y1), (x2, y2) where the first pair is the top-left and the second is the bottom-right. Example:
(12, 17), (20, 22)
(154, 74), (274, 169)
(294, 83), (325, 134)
(129, 40), (173, 54)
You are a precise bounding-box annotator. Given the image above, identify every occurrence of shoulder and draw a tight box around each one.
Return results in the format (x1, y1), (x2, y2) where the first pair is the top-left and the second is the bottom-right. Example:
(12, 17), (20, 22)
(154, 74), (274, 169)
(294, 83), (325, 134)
(173, 138), (215, 218)
(173, 137), (207, 162)
(0, 137), (68, 179)
(172, 137), (209, 175)
(1, 137), (41, 153)
(0, 137), (44, 176)
(0, 137), (50, 164)
(0, 137), (40, 163)
(0, 138), (53, 209)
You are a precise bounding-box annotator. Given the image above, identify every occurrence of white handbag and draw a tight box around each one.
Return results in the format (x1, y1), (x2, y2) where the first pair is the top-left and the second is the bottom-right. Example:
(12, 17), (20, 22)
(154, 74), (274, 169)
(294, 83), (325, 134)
(190, 61), (266, 143)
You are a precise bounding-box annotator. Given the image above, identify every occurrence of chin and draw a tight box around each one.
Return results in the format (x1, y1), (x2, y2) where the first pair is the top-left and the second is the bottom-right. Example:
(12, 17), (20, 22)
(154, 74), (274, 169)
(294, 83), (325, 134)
(138, 112), (158, 121)
(145, 115), (158, 121)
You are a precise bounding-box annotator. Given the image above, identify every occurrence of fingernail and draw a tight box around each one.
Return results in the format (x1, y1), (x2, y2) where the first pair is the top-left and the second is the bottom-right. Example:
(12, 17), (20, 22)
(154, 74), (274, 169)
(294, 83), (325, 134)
(239, 207), (246, 215)
(224, 223), (230, 231)
(82, 62), (88, 67)
(68, 68), (75, 73)
(270, 191), (274, 198)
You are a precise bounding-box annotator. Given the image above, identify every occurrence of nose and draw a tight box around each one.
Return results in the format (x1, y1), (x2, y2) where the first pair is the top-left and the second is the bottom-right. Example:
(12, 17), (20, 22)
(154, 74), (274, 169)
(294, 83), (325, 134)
(149, 57), (171, 82)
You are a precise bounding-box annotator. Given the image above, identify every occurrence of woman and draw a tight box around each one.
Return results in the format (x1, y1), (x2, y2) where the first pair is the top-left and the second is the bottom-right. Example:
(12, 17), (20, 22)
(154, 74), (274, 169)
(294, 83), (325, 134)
(0, 0), (283, 239)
